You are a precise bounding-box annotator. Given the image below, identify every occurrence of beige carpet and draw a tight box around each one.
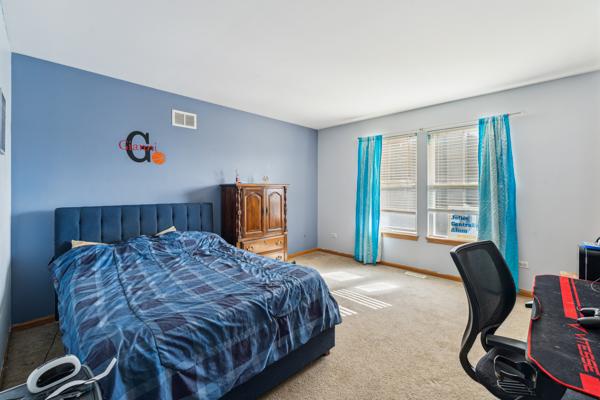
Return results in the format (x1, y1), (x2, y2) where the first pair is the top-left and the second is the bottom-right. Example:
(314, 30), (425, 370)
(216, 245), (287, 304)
(263, 251), (531, 400)
(2, 251), (532, 399)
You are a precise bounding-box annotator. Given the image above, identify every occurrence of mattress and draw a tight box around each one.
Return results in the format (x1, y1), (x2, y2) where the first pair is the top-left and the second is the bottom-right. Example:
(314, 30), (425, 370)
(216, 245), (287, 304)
(49, 231), (341, 399)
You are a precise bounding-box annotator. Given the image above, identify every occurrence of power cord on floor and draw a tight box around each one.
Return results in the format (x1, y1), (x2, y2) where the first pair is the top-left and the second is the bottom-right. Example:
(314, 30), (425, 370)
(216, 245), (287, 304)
(43, 326), (60, 362)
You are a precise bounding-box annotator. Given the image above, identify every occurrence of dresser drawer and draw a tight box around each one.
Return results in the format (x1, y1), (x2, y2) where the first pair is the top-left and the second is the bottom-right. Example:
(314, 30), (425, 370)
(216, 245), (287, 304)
(261, 250), (286, 262)
(242, 236), (285, 254)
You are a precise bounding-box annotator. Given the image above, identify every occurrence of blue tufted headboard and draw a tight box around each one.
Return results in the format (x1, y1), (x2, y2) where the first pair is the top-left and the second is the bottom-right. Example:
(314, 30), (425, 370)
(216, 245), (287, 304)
(54, 202), (213, 257)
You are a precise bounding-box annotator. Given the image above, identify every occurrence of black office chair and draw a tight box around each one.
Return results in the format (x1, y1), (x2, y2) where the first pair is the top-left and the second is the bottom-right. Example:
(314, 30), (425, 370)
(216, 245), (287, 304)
(450, 241), (566, 400)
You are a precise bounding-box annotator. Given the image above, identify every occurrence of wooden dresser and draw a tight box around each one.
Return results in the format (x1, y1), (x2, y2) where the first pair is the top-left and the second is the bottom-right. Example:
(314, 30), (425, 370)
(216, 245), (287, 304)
(220, 183), (288, 261)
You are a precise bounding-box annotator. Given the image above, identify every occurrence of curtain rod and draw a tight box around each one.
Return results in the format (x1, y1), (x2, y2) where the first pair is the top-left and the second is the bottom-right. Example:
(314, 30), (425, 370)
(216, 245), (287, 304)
(382, 111), (524, 139)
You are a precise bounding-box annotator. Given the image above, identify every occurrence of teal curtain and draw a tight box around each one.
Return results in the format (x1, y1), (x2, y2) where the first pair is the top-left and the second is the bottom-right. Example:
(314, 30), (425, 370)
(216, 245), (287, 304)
(478, 115), (518, 287)
(355, 135), (382, 264)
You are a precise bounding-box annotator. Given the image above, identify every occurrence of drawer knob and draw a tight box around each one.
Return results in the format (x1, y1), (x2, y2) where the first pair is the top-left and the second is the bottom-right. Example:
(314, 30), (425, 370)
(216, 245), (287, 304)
(248, 246), (254, 251)
(276, 256), (282, 260)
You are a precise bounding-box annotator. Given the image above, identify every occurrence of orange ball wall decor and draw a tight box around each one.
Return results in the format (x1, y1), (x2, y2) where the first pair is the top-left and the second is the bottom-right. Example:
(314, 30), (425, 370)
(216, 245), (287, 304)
(152, 151), (166, 165)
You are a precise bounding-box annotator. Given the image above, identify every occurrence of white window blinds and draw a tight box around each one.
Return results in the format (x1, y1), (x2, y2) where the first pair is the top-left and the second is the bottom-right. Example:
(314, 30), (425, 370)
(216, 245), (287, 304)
(380, 134), (417, 233)
(427, 126), (479, 240)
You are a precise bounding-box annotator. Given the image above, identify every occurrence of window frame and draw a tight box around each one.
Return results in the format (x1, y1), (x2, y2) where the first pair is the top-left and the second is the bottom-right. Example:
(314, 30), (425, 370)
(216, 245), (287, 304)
(379, 133), (418, 236)
(425, 125), (479, 242)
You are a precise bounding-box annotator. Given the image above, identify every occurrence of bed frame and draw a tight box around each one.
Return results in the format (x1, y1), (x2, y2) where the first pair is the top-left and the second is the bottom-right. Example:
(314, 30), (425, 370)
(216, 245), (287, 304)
(54, 202), (335, 400)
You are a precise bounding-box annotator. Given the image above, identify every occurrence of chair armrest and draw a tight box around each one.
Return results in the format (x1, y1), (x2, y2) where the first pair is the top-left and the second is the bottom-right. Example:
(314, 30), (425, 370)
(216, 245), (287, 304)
(486, 334), (527, 355)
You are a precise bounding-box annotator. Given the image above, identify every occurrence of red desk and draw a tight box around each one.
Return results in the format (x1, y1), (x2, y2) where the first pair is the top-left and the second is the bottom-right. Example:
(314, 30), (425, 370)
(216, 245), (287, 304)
(528, 275), (600, 398)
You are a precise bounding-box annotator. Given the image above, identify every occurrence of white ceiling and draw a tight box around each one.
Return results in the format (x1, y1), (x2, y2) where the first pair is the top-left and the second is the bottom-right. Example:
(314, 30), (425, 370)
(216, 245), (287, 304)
(3, 0), (600, 129)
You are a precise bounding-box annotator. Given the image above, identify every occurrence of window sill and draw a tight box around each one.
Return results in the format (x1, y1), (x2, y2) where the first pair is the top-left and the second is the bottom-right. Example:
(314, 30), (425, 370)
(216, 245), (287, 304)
(382, 231), (419, 241)
(426, 236), (474, 246)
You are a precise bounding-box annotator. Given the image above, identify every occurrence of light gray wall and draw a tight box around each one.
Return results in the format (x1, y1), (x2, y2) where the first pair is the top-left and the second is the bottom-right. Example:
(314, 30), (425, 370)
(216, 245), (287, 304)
(318, 71), (600, 291)
(0, 7), (10, 370)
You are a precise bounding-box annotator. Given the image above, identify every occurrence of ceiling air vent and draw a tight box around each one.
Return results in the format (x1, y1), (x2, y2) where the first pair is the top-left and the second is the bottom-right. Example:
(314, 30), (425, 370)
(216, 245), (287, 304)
(172, 109), (197, 129)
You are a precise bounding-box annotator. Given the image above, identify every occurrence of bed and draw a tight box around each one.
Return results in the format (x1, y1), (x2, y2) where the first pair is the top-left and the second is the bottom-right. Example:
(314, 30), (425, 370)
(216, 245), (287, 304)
(51, 202), (341, 399)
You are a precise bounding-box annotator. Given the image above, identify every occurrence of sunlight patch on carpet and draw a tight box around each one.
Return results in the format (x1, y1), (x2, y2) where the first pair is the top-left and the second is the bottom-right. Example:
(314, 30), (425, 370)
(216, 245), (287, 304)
(355, 282), (398, 292)
(332, 289), (391, 310)
(338, 305), (357, 317)
(322, 271), (363, 282)
(404, 271), (427, 279)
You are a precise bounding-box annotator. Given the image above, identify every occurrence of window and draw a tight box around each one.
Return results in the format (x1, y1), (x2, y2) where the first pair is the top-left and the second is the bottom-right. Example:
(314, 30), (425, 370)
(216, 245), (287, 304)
(427, 126), (479, 241)
(380, 134), (417, 233)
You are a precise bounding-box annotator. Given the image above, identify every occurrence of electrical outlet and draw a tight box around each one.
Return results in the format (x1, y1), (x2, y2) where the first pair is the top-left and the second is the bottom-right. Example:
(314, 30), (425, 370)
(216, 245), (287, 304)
(329, 233), (338, 239)
(519, 261), (529, 269)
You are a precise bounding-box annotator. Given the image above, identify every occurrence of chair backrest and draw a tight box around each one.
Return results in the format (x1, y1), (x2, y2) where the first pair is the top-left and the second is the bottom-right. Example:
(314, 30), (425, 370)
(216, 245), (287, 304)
(450, 240), (516, 380)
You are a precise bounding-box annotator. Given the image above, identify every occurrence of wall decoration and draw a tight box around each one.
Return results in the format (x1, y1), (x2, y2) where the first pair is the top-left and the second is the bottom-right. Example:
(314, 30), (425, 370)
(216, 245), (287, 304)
(0, 90), (5, 155)
(118, 131), (166, 165)
(448, 214), (478, 241)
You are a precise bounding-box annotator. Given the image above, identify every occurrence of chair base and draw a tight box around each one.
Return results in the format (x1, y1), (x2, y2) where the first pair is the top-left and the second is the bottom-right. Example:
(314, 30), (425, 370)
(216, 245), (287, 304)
(476, 347), (565, 400)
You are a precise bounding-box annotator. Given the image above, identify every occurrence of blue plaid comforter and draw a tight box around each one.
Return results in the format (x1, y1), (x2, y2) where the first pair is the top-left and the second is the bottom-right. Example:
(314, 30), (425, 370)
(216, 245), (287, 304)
(49, 231), (341, 399)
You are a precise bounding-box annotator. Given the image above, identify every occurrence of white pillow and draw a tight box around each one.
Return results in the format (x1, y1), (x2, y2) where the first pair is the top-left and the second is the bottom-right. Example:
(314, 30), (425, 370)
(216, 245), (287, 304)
(156, 226), (177, 236)
(71, 240), (105, 249)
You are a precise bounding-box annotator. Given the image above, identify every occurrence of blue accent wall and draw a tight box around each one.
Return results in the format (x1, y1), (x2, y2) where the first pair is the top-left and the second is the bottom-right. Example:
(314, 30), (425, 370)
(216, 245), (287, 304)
(0, 8), (12, 369)
(11, 54), (318, 323)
